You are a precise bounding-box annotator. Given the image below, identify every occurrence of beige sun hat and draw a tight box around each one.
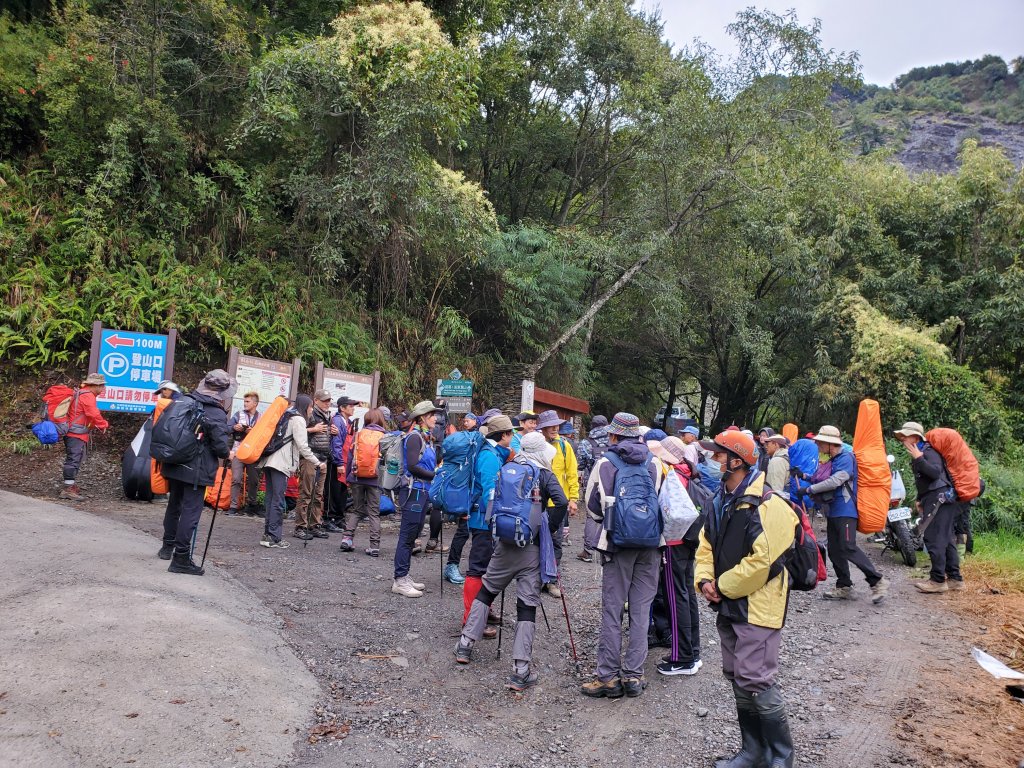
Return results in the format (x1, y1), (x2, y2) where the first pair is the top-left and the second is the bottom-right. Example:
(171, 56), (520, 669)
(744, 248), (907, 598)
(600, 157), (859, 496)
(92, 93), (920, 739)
(409, 400), (443, 420)
(894, 421), (925, 440)
(812, 425), (844, 446)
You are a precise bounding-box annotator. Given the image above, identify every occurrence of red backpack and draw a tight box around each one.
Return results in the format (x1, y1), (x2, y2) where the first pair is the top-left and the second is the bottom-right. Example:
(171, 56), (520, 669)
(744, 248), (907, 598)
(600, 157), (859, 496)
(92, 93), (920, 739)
(41, 385), (83, 437)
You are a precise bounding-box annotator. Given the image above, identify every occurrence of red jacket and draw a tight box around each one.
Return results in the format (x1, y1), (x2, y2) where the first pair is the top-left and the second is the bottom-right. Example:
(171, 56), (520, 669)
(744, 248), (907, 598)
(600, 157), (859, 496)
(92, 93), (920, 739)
(68, 388), (109, 442)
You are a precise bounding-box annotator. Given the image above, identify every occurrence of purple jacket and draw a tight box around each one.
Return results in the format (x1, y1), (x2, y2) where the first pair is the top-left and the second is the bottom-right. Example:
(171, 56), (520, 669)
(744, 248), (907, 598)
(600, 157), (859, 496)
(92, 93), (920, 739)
(330, 413), (353, 472)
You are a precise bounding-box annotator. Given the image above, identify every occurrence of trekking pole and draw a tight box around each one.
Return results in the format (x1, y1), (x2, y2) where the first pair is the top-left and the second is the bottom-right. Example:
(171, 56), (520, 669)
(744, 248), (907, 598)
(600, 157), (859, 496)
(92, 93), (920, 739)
(538, 598), (551, 631)
(496, 588), (506, 660)
(201, 459), (229, 568)
(556, 572), (579, 662)
(439, 514), (444, 598)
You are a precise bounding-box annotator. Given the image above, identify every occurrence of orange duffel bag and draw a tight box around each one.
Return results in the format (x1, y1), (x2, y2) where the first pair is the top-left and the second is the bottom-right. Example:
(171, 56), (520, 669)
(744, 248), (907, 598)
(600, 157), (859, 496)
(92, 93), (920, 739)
(236, 395), (290, 464)
(853, 399), (890, 534)
(205, 465), (233, 509)
(149, 396), (172, 495)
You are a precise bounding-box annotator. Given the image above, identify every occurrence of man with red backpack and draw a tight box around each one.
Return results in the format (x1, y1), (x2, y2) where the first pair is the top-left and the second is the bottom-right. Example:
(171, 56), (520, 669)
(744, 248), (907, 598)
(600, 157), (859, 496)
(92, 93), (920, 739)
(55, 373), (109, 500)
(695, 430), (798, 768)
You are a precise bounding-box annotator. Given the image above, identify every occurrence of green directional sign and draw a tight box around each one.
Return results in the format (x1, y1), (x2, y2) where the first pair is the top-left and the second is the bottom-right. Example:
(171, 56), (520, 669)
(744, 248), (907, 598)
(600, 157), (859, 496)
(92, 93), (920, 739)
(437, 378), (473, 397)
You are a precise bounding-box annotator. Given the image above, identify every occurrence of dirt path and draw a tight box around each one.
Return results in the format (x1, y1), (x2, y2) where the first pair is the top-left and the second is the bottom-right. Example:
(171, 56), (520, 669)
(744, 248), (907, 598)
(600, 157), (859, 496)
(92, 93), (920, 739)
(3, 445), (1022, 768)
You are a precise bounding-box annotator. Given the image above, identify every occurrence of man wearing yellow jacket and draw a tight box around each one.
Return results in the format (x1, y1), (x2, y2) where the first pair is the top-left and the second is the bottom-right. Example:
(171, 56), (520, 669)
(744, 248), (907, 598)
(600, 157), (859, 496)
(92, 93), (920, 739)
(696, 430), (797, 768)
(537, 410), (578, 598)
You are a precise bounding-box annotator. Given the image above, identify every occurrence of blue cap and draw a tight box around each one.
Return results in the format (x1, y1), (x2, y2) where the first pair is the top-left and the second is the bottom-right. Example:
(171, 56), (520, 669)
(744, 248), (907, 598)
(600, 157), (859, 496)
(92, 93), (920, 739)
(644, 429), (668, 442)
(682, 425), (700, 437)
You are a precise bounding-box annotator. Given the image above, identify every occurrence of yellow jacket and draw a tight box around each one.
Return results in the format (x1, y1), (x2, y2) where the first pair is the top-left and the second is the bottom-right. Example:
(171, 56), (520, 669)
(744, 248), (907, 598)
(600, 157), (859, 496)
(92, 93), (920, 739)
(549, 437), (580, 505)
(695, 471), (797, 629)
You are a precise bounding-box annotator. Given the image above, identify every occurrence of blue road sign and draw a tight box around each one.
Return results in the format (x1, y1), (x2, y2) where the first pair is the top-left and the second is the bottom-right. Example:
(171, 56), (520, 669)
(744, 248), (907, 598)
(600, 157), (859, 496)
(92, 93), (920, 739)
(95, 329), (171, 413)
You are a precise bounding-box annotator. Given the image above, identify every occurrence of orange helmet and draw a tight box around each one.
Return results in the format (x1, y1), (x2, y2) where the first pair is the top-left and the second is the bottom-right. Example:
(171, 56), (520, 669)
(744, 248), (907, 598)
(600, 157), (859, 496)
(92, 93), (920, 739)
(699, 430), (758, 467)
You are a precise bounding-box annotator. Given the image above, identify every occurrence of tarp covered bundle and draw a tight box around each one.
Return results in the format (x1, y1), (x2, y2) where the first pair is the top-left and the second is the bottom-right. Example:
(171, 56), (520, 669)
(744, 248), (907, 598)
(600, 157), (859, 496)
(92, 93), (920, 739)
(853, 399), (891, 533)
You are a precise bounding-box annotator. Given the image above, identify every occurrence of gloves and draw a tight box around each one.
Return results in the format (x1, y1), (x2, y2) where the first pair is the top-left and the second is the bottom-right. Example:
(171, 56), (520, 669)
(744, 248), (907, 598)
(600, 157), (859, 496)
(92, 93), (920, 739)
(795, 485), (810, 498)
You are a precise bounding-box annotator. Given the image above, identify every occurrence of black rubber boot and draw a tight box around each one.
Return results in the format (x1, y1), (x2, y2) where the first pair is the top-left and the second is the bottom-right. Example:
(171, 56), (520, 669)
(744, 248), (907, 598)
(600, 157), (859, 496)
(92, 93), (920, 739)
(158, 542), (174, 560)
(753, 685), (795, 768)
(168, 550), (204, 576)
(715, 683), (768, 768)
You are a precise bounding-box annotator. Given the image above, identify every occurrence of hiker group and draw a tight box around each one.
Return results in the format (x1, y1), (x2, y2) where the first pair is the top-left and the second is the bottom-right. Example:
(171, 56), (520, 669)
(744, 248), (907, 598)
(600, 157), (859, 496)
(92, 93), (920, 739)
(40, 370), (986, 768)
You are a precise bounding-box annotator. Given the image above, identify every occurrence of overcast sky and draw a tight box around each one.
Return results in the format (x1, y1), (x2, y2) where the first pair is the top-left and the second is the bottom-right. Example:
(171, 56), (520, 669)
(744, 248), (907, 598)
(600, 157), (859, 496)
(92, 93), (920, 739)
(649, 1), (1024, 86)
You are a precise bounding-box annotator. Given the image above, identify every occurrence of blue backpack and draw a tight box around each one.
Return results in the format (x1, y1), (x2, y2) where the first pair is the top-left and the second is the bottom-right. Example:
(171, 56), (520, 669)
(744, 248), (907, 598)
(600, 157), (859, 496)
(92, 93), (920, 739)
(605, 452), (662, 548)
(787, 438), (820, 504)
(429, 430), (485, 521)
(490, 461), (541, 547)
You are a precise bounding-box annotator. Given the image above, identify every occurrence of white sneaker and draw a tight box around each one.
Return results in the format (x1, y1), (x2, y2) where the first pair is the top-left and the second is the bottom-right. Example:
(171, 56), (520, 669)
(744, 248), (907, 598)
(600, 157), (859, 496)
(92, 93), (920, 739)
(392, 577), (423, 598)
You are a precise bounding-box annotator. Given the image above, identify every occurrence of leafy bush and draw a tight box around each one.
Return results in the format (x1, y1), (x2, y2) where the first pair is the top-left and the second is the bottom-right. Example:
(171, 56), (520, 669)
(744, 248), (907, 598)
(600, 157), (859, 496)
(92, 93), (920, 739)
(974, 459), (1024, 536)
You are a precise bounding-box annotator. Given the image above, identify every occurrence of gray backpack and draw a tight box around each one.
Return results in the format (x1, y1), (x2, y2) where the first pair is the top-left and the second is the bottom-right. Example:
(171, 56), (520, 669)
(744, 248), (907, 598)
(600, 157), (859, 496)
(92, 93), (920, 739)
(377, 432), (407, 491)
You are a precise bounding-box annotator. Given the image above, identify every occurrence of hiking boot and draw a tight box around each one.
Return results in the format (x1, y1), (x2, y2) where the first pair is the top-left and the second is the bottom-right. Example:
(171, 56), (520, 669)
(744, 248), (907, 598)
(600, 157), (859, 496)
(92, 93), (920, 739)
(261, 535), (290, 549)
(580, 678), (624, 699)
(915, 579), (948, 594)
(339, 537), (355, 552)
(409, 577), (426, 590)
(577, 551), (593, 563)
(870, 577), (890, 604)
(482, 626), (498, 639)
(293, 528), (314, 541)
(226, 507), (242, 517)
(323, 520), (343, 533)
(443, 563), (466, 584)
(157, 543), (174, 560)
(648, 633), (671, 649)
(453, 641), (472, 664)
(59, 484), (83, 500)
(426, 539), (449, 554)
(310, 526), (329, 539)
(168, 551), (204, 576)
(487, 609), (502, 626)
(506, 670), (539, 692)
(365, 547), (380, 558)
(657, 659), (702, 676)
(543, 583), (562, 598)
(947, 578), (966, 591)
(412, 539), (423, 555)
(822, 585), (853, 600)
(622, 677), (647, 698)
(245, 505), (264, 518)
(393, 576), (423, 598)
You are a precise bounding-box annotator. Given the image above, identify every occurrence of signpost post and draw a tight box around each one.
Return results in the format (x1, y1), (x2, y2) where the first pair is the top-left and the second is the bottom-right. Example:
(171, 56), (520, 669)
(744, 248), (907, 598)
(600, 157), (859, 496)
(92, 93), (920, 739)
(87, 321), (176, 413)
(436, 377), (473, 414)
(226, 348), (300, 415)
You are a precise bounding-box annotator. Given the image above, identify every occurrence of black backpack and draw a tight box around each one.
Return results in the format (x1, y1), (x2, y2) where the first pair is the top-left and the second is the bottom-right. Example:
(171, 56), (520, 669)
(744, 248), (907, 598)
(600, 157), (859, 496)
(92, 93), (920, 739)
(150, 396), (206, 465)
(683, 473), (715, 548)
(261, 409), (295, 460)
(763, 489), (826, 592)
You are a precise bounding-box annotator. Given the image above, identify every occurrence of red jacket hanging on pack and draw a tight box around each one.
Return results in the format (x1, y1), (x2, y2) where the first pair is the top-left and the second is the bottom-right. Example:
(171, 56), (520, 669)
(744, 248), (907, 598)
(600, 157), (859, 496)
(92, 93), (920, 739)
(852, 399), (890, 534)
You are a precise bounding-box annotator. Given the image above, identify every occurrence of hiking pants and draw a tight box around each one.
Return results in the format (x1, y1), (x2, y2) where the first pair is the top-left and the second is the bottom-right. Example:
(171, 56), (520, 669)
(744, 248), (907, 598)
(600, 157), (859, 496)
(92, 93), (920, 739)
(463, 542), (541, 670)
(466, 528), (494, 578)
(954, 501), (974, 554)
(296, 458), (326, 529)
(162, 478), (206, 554)
(229, 455), (260, 510)
(424, 503), (442, 543)
(651, 544), (700, 665)
(447, 516), (470, 566)
(596, 547), (660, 681)
(263, 467), (287, 543)
(394, 488), (428, 579)
(547, 504), (568, 566)
(581, 517), (601, 557)
(344, 483), (382, 547)
(325, 462), (347, 522)
(826, 516), (881, 589)
(922, 495), (962, 584)
(717, 615), (782, 694)
(62, 436), (87, 482)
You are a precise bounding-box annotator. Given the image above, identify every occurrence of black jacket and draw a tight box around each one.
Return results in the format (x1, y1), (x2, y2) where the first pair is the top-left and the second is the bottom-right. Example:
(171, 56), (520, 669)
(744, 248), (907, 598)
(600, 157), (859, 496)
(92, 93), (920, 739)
(910, 443), (952, 501)
(160, 391), (232, 488)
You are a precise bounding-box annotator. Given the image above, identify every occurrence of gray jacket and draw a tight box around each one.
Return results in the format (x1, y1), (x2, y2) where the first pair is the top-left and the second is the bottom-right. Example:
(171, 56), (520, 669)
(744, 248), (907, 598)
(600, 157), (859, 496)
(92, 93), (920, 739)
(765, 447), (790, 498)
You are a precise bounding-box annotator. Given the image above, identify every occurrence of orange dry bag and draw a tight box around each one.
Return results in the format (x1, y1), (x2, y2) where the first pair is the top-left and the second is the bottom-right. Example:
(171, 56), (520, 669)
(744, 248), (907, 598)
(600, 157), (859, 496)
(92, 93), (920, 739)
(236, 396), (289, 464)
(205, 465), (233, 509)
(782, 423), (799, 445)
(925, 428), (981, 502)
(852, 399), (890, 534)
(149, 397), (172, 495)
(354, 429), (384, 478)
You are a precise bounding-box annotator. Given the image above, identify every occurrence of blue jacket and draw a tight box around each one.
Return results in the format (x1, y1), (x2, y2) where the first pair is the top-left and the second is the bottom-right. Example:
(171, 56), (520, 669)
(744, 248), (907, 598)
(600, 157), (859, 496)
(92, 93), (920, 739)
(469, 441), (510, 531)
(809, 449), (858, 519)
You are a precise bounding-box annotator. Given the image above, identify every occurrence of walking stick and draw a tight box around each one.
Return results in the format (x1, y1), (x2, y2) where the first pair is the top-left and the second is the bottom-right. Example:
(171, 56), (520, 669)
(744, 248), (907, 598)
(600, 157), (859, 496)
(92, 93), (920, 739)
(439, 514), (444, 598)
(496, 588), (506, 660)
(556, 572), (579, 662)
(201, 459), (230, 568)
(538, 597), (552, 631)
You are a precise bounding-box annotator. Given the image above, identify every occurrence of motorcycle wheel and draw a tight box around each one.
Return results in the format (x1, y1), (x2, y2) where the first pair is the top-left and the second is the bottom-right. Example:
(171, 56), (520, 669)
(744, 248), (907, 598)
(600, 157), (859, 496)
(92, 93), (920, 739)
(892, 520), (917, 567)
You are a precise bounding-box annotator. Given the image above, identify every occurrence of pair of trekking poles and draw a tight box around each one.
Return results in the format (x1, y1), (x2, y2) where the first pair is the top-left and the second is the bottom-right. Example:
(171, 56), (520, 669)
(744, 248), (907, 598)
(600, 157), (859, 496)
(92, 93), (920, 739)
(495, 569), (579, 663)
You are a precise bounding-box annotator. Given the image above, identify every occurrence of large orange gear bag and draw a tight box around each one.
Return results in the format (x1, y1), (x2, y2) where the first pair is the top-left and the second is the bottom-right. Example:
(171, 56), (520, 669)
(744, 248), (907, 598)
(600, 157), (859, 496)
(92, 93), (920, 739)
(852, 399), (890, 534)
(149, 397), (172, 495)
(235, 396), (290, 464)
(925, 428), (981, 502)
(205, 465), (233, 509)
(782, 423), (799, 444)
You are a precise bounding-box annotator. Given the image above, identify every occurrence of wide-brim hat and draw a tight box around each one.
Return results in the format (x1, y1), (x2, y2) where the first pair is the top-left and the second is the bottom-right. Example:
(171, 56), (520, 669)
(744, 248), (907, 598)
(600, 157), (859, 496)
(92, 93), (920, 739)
(607, 412), (641, 438)
(83, 373), (106, 386)
(764, 434), (790, 446)
(558, 421), (574, 436)
(536, 410), (564, 430)
(485, 415), (514, 434)
(410, 400), (443, 420)
(154, 380), (179, 394)
(894, 421), (925, 440)
(812, 425), (844, 446)
(649, 436), (688, 465)
(681, 425), (700, 437)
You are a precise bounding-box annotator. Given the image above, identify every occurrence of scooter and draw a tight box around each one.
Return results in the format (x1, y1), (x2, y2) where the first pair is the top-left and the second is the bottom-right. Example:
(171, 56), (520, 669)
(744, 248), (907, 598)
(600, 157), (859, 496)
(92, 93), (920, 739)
(881, 502), (922, 567)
